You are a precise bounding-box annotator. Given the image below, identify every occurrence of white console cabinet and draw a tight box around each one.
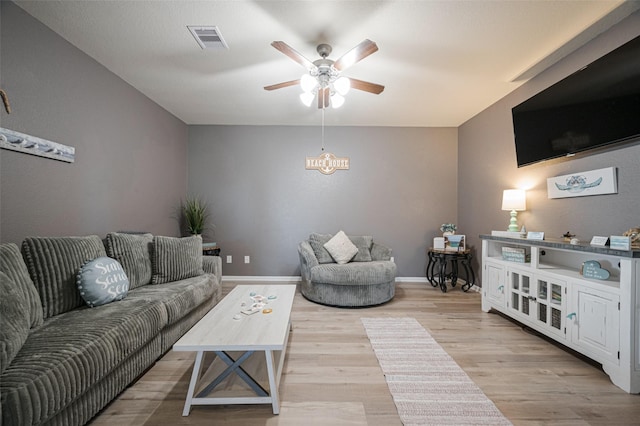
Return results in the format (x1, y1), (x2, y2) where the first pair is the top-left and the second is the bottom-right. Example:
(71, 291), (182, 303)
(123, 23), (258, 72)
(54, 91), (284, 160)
(480, 235), (639, 393)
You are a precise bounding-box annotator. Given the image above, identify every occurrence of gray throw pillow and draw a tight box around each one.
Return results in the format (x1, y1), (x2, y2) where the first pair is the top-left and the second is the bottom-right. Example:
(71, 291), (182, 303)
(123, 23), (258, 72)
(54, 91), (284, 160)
(0, 271), (31, 374)
(0, 243), (43, 328)
(152, 235), (203, 284)
(77, 257), (129, 307)
(21, 235), (107, 318)
(349, 235), (373, 262)
(105, 232), (153, 289)
(308, 233), (334, 264)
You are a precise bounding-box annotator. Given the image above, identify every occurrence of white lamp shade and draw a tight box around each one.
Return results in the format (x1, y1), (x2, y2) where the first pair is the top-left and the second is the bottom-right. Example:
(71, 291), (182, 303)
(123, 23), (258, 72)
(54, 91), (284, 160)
(502, 189), (526, 211)
(334, 77), (351, 96)
(300, 74), (317, 92)
(331, 93), (345, 108)
(300, 92), (314, 107)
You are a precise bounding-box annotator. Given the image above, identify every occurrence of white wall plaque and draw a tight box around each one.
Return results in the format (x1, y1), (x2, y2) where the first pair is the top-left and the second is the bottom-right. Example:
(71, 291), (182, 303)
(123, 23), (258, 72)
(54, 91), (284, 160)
(305, 152), (349, 175)
(0, 127), (75, 163)
(547, 167), (617, 199)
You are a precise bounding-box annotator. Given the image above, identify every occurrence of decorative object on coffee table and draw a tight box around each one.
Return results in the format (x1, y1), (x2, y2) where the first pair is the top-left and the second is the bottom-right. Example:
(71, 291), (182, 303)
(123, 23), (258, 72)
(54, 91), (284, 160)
(440, 223), (456, 236)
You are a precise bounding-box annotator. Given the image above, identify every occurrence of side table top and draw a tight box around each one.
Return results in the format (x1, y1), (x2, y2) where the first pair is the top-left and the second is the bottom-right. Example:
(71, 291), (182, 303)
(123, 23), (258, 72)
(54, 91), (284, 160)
(429, 248), (471, 255)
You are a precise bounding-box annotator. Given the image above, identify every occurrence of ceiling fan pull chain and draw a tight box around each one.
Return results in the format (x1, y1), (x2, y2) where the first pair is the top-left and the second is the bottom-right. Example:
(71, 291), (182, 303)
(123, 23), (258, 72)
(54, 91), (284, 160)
(321, 107), (325, 152)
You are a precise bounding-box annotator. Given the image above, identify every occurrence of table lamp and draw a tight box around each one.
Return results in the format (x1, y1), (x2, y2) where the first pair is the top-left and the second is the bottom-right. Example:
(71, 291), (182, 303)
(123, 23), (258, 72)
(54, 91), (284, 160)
(502, 189), (526, 232)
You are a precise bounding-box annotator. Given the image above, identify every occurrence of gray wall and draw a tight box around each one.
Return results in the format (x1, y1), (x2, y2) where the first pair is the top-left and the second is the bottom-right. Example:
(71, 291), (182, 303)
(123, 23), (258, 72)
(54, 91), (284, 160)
(458, 11), (640, 280)
(188, 125), (458, 277)
(0, 2), (188, 244)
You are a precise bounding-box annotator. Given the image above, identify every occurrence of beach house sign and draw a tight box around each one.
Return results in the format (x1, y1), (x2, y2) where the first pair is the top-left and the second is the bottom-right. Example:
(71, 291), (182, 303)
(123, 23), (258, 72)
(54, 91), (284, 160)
(305, 152), (350, 175)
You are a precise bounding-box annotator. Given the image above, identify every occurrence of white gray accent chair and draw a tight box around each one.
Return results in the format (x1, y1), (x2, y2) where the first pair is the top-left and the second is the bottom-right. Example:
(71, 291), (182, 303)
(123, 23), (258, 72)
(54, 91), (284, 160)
(298, 233), (397, 307)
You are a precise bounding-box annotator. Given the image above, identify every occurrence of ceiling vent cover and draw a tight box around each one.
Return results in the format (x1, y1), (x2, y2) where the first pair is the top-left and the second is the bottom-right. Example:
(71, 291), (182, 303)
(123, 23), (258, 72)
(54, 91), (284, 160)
(188, 26), (228, 50)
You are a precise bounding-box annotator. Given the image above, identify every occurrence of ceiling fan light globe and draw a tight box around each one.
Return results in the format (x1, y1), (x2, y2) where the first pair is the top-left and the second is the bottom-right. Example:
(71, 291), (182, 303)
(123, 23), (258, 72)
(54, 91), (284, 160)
(331, 93), (345, 108)
(300, 92), (314, 107)
(300, 74), (317, 92)
(334, 77), (351, 96)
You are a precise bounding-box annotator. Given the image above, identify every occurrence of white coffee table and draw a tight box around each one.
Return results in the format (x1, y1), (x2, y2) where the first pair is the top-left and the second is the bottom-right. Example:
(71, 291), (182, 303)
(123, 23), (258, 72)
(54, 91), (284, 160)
(173, 284), (296, 415)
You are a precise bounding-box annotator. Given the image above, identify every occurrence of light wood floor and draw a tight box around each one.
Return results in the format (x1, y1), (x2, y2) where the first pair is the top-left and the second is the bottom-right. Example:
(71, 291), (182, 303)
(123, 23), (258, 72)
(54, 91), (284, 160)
(90, 282), (640, 425)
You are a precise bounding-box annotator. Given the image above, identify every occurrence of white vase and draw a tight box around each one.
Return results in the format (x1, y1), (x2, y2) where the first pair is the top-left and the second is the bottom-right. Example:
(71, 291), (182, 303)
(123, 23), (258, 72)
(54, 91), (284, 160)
(443, 231), (455, 237)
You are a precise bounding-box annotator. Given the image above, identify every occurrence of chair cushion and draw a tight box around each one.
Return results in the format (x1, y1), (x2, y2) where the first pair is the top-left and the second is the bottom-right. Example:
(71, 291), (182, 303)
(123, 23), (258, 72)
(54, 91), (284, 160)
(0, 271), (30, 375)
(105, 232), (153, 289)
(0, 243), (43, 328)
(311, 261), (397, 286)
(77, 257), (129, 307)
(21, 236), (107, 318)
(324, 231), (358, 264)
(152, 235), (203, 284)
(308, 233), (334, 264)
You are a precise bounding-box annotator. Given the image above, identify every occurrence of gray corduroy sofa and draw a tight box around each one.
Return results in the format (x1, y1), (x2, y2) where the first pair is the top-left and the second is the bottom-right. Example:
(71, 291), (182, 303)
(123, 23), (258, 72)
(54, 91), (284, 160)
(0, 233), (222, 426)
(298, 233), (397, 307)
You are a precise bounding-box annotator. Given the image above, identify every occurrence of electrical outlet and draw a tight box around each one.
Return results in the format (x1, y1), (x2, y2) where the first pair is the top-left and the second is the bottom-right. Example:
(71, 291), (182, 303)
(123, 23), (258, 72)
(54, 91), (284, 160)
(244, 256), (250, 264)
(226, 255), (232, 264)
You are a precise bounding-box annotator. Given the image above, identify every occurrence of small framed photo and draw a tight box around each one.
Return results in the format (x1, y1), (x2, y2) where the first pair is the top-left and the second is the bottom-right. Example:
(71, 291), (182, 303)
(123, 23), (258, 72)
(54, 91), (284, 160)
(527, 231), (545, 241)
(590, 236), (609, 247)
(610, 236), (631, 251)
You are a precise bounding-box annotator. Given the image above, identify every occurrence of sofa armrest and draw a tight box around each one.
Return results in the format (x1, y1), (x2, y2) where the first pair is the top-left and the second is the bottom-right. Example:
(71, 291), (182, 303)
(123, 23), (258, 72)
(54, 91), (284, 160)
(371, 242), (392, 261)
(298, 241), (319, 280)
(202, 255), (222, 284)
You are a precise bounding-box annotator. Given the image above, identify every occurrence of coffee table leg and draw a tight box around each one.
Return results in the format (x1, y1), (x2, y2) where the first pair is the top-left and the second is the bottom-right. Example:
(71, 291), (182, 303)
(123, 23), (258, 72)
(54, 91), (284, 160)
(265, 350), (280, 414)
(182, 350), (205, 416)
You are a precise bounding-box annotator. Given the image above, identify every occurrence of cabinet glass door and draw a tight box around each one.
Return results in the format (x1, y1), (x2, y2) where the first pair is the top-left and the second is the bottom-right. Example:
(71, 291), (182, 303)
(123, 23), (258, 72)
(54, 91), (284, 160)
(508, 269), (532, 317)
(536, 277), (566, 338)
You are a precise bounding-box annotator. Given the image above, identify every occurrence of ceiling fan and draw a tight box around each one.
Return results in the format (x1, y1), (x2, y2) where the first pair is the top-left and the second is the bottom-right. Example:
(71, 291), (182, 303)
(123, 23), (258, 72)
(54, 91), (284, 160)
(264, 39), (384, 109)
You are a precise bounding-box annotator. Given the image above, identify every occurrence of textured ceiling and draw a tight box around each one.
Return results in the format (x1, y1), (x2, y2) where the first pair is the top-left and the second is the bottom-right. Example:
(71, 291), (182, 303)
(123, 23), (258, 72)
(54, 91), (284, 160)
(14, 0), (640, 127)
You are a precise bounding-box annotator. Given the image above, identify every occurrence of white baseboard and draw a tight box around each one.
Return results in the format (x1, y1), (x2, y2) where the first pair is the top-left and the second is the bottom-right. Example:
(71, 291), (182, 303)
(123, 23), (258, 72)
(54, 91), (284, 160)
(222, 275), (429, 284)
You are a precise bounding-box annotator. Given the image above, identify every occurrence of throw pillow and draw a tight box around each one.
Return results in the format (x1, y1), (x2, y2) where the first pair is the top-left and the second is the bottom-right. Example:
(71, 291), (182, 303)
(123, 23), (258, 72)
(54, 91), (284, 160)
(0, 271), (31, 375)
(324, 230), (359, 264)
(105, 232), (153, 289)
(77, 257), (130, 307)
(349, 235), (373, 262)
(0, 243), (43, 328)
(21, 235), (107, 318)
(152, 235), (204, 284)
(308, 233), (334, 264)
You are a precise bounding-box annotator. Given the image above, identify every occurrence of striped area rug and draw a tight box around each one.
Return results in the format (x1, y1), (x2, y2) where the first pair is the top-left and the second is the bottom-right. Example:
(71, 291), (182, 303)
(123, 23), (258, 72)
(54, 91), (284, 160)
(361, 317), (512, 425)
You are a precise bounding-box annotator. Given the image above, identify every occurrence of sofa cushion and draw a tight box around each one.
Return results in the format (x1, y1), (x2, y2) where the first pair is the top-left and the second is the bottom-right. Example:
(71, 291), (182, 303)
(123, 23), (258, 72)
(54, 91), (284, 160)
(77, 257), (129, 307)
(0, 243), (43, 328)
(349, 235), (373, 262)
(152, 235), (203, 284)
(0, 297), (168, 426)
(105, 232), (153, 289)
(21, 236), (106, 318)
(0, 271), (30, 375)
(324, 230), (359, 264)
(311, 260), (397, 286)
(128, 274), (215, 324)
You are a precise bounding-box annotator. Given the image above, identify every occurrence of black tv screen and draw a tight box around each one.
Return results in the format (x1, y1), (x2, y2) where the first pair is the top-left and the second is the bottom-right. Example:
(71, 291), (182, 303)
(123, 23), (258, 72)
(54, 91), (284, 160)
(512, 35), (640, 167)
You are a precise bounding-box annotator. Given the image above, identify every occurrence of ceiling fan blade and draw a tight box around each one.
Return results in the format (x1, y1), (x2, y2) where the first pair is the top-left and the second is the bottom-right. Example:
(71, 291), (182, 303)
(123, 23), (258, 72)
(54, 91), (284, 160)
(333, 39), (379, 72)
(348, 77), (385, 94)
(317, 87), (330, 109)
(264, 79), (300, 91)
(271, 41), (316, 71)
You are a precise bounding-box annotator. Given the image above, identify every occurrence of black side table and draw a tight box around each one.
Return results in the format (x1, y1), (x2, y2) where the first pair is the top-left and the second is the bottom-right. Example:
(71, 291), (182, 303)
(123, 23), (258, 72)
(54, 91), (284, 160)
(426, 248), (475, 293)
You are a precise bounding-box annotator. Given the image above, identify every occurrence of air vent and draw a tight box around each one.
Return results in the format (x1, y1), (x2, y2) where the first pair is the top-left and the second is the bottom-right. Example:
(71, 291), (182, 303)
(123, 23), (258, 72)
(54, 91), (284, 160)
(187, 26), (228, 50)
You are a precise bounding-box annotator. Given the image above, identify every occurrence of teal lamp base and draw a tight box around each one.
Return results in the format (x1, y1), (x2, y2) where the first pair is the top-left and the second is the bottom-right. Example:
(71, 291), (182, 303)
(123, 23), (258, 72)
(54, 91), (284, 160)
(507, 210), (519, 232)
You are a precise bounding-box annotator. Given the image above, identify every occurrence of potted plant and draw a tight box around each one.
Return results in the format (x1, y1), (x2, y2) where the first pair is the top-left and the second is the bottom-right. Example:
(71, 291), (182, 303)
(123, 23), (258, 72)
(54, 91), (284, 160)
(183, 196), (210, 236)
(440, 223), (457, 236)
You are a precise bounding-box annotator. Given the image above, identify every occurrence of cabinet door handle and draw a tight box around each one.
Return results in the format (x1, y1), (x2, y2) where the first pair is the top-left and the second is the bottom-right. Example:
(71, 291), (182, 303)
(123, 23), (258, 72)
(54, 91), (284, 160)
(527, 295), (537, 301)
(567, 312), (577, 320)
(498, 285), (504, 292)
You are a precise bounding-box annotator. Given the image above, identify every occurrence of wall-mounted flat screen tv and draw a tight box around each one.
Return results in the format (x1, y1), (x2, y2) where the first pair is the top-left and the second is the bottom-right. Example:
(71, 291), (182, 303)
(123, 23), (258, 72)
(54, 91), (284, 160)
(512, 35), (640, 167)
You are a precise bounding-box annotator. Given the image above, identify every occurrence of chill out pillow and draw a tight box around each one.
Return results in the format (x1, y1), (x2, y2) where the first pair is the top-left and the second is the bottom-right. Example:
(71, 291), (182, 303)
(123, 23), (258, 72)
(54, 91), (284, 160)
(77, 257), (130, 307)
